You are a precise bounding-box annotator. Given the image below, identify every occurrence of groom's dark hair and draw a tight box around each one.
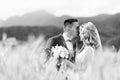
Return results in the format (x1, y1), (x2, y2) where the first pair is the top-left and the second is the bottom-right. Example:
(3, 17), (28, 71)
(64, 18), (78, 28)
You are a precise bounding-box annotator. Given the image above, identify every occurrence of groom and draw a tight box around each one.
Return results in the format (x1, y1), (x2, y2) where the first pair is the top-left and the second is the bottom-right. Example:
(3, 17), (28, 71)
(45, 18), (83, 70)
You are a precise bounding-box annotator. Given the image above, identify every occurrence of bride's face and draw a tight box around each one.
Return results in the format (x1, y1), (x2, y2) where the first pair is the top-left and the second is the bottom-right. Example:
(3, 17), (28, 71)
(83, 34), (90, 45)
(79, 27), (90, 45)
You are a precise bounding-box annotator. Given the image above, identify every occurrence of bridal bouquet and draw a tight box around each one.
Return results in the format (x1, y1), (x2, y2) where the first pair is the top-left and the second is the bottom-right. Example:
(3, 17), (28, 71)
(51, 45), (69, 59)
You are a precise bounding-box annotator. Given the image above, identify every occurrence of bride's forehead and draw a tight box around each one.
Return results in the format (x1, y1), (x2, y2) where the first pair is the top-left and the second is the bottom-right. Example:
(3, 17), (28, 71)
(80, 26), (88, 32)
(81, 26), (96, 33)
(80, 22), (96, 29)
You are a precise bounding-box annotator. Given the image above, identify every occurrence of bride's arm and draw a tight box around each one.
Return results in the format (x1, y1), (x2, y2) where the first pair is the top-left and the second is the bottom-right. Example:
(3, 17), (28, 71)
(60, 46), (94, 72)
(75, 46), (94, 71)
(60, 59), (78, 73)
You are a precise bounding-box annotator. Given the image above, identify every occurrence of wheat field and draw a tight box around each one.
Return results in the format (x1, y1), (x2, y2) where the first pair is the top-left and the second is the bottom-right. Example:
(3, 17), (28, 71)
(0, 35), (119, 80)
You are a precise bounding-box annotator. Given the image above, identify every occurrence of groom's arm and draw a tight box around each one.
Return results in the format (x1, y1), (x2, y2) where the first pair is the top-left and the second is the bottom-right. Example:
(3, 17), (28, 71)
(67, 52), (75, 63)
(45, 37), (54, 61)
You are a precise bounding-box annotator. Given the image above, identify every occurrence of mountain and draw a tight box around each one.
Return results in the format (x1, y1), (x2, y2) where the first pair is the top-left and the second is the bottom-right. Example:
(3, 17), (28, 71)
(1, 10), (74, 27)
(1, 10), (120, 47)
(0, 19), (4, 26)
(1, 10), (57, 26)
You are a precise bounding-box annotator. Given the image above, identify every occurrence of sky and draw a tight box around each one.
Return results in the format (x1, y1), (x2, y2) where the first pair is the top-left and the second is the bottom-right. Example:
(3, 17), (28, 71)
(0, 0), (120, 20)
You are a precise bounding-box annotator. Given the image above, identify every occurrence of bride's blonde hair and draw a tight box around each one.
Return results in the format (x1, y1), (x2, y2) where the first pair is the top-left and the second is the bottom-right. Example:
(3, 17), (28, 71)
(79, 22), (102, 51)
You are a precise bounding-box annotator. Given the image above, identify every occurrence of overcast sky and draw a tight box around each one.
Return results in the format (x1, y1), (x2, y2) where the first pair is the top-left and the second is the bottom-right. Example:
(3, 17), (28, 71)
(0, 0), (120, 20)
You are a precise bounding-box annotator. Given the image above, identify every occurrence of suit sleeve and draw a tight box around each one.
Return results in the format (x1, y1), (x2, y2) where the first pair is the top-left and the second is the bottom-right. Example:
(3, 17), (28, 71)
(45, 37), (54, 61)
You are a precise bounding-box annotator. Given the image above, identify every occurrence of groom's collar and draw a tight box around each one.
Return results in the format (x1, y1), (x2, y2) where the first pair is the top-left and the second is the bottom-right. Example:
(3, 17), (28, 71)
(63, 32), (72, 41)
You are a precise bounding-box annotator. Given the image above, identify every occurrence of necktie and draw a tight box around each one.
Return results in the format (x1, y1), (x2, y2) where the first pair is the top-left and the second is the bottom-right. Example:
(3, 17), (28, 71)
(66, 40), (73, 51)
(66, 39), (76, 63)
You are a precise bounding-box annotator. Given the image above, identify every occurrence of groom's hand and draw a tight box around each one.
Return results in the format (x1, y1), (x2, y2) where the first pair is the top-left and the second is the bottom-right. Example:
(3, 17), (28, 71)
(69, 53), (74, 58)
(68, 52), (74, 61)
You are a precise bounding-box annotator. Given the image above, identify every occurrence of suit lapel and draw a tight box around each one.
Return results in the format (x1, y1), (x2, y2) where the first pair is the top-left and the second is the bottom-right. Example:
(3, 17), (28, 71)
(59, 34), (68, 50)
(60, 34), (77, 52)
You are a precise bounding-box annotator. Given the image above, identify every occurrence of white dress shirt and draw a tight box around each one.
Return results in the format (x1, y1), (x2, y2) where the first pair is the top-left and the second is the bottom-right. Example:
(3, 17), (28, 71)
(63, 33), (73, 52)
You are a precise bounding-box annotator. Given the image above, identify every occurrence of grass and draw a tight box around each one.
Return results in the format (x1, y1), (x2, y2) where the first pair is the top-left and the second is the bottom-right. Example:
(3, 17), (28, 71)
(0, 36), (119, 80)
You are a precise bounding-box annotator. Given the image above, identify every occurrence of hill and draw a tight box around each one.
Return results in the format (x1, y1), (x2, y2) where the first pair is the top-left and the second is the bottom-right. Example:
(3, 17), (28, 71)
(1, 10), (120, 47)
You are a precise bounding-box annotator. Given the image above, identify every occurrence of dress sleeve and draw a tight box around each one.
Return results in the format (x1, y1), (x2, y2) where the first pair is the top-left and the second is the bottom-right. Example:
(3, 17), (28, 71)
(75, 46), (94, 71)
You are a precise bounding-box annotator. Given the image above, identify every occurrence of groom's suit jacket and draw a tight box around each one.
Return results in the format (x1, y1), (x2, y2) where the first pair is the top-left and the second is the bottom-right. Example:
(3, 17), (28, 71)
(45, 34), (83, 71)
(45, 34), (83, 62)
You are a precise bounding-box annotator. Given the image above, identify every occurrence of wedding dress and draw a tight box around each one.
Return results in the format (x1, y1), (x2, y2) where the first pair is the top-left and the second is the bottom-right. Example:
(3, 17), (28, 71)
(59, 46), (95, 80)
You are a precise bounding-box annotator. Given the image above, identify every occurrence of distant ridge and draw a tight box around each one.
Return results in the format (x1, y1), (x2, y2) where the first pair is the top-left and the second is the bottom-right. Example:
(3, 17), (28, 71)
(2, 10), (56, 26)
(1, 10), (120, 45)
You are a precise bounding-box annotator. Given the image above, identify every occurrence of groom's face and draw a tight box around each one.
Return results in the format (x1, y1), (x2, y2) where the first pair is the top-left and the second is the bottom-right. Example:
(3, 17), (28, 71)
(64, 21), (79, 39)
(70, 22), (79, 37)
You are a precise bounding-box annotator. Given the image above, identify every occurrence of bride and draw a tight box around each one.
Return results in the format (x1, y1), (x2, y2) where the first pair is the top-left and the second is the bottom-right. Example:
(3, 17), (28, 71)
(60, 22), (102, 80)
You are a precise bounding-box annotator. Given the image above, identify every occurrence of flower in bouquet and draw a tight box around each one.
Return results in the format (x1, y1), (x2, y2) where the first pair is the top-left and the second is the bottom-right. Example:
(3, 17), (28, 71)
(51, 45), (69, 59)
(59, 47), (69, 58)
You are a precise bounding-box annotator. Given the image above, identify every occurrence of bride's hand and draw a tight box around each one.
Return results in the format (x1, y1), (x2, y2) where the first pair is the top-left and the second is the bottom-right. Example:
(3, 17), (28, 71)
(75, 46), (94, 71)
(61, 60), (77, 71)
